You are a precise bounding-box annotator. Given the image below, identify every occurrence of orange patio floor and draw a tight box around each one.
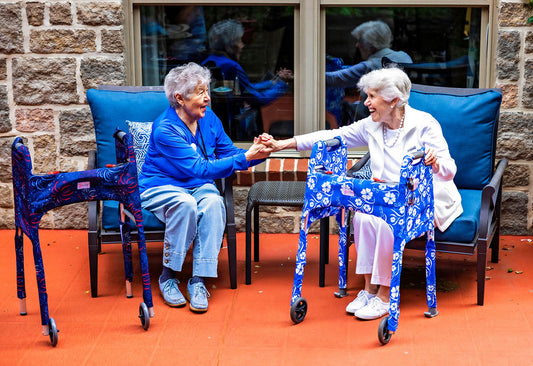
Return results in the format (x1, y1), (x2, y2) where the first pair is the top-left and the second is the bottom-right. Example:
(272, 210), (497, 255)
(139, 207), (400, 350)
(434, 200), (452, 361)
(1, 230), (533, 365)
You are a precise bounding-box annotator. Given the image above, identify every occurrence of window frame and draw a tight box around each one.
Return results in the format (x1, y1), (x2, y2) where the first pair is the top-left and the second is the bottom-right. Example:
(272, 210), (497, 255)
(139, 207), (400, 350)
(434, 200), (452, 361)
(123, 0), (498, 157)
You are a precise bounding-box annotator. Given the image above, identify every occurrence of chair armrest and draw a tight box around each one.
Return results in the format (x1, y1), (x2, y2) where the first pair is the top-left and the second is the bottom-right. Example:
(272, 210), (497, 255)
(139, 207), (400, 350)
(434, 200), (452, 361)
(88, 149), (97, 169)
(478, 158), (508, 239)
(347, 152), (370, 177)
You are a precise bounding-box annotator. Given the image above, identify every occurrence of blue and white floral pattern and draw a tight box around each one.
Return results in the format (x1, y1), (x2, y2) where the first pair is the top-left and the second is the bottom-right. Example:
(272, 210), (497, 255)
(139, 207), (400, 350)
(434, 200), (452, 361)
(291, 137), (436, 333)
(12, 131), (153, 328)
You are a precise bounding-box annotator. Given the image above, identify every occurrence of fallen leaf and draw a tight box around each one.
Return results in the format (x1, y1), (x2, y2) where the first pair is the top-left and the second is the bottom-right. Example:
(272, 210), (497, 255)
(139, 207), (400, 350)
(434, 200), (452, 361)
(507, 268), (514, 273)
(485, 276), (491, 280)
(515, 271), (523, 274)
(486, 266), (494, 271)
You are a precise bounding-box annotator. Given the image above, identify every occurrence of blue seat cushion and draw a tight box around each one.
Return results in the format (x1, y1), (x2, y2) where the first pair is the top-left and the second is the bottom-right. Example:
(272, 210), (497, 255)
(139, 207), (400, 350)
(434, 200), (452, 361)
(102, 200), (164, 232)
(86, 88), (168, 169)
(409, 86), (502, 190)
(435, 189), (481, 243)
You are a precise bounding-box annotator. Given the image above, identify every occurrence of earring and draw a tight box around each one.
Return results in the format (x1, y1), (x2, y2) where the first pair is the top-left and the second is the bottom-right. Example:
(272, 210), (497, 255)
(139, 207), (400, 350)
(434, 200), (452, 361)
(391, 105), (394, 109)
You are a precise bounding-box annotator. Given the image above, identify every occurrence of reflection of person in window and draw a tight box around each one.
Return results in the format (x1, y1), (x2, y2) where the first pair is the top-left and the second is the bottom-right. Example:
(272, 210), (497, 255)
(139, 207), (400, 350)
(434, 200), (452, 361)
(202, 19), (293, 107)
(326, 20), (412, 88)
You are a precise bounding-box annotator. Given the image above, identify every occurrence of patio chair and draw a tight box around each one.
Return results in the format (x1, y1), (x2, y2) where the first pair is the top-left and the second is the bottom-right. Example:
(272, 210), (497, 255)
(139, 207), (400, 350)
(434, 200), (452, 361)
(348, 83), (506, 306)
(86, 85), (238, 298)
(11, 133), (153, 347)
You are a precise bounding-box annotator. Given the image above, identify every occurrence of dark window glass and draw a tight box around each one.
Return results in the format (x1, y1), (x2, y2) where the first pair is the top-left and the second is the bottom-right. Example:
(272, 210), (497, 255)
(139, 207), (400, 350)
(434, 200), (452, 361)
(325, 7), (482, 128)
(140, 5), (294, 142)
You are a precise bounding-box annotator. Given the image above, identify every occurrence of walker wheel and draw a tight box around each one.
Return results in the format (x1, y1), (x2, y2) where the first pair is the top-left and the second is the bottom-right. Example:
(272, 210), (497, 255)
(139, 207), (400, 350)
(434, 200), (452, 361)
(48, 318), (58, 347)
(139, 302), (150, 330)
(378, 316), (392, 345)
(290, 297), (307, 324)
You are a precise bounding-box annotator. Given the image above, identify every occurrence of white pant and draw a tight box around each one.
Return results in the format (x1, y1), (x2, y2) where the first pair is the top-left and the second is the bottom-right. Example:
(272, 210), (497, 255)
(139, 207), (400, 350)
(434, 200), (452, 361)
(352, 212), (394, 287)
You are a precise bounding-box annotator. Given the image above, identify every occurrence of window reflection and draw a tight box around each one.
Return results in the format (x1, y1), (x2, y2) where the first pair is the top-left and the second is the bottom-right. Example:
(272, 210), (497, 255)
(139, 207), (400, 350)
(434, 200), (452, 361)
(325, 7), (481, 128)
(140, 5), (294, 142)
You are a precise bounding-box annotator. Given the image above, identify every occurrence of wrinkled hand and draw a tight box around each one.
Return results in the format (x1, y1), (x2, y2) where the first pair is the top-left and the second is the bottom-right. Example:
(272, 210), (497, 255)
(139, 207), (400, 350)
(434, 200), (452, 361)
(245, 137), (271, 161)
(424, 147), (440, 173)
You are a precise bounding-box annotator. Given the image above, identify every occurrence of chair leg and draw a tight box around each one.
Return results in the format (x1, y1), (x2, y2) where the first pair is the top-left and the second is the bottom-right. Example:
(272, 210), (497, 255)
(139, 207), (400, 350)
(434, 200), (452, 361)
(245, 207), (253, 285)
(253, 205), (260, 262)
(477, 240), (488, 306)
(491, 225), (500, 264)
(88, 228), (99, 298)
(226, 220), (237, 289)
(319, 218), (329, 287)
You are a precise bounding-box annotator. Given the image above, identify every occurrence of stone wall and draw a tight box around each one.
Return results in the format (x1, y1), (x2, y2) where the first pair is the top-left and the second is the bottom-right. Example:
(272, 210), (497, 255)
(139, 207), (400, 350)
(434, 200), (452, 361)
(0, 0), (532, 235)
(497, 0), (533, 234)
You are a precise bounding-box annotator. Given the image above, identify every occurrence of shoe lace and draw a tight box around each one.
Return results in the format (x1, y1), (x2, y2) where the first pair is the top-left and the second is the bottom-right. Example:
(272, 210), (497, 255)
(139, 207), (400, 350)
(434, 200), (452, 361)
(163, 278), (179, 292)
(193, 283), (210, 299)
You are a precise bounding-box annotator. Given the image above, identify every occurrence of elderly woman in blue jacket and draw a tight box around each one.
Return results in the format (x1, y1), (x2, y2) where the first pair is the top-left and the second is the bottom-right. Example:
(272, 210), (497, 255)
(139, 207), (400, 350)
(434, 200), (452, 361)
(202, 19), (293, 106)
(140, 62), (268, 313)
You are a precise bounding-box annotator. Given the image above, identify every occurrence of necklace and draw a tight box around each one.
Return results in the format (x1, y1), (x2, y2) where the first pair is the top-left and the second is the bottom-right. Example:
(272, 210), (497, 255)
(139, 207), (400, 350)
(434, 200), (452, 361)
(382, 111), (405, 147)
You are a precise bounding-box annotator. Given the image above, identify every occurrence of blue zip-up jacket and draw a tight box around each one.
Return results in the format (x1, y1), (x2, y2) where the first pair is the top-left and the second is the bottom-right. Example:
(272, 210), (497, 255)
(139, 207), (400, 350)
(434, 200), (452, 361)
(139, 106), (262, 191)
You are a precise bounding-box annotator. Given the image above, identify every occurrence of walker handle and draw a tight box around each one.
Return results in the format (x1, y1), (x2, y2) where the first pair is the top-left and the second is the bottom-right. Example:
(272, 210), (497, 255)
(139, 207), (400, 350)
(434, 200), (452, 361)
(324, 138), (341, 147)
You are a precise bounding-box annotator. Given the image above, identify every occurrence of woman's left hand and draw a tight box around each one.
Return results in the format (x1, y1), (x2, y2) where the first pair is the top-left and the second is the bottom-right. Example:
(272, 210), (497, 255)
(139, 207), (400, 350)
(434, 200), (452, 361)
(424, 147), (440, 173)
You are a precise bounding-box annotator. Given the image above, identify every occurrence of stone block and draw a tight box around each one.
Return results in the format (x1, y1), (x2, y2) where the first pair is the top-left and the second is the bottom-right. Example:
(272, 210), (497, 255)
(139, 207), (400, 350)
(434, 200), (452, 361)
(50, 2), (72, 25)
(15, 108), (55, 133)
(0, 85), (10, 133)
(0, 3), (23, 53)
(102, 29), (124, 53)
(0, 183), (13, 208)
(77, 2), (123, 26)
(498, 83), (518, 109)
(0, 137), (13, 182)
(527, 31), (533, 54)
(59, 108), (96, 156)
(0, 208), (15, 229)
(499, 2), (533, 27)
(0, 58), (6, 80)
(80, 57), (126, 90)
(497, 112), (533, 160)
(501, 191), (531, 235)
(503, 163), (530, 188)
(31, 29), (96, 53)
(26, 1), (45, 26)
(498, 31), (520, 61)
(32, 134), (57, 174)
(12, 57), (78, 105)
(524, 60), (533, 109)
(52, 203), (89, 229)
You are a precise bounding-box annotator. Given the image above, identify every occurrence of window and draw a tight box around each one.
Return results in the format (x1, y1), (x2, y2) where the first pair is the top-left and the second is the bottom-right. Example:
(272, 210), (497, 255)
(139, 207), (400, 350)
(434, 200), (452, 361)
(126, 1), (494, 153)
(138, 5), (295, 142)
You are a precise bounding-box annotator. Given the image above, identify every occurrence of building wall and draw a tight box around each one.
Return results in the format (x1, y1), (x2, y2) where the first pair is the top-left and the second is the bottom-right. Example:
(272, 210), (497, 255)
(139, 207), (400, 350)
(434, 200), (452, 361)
(0, 0), (532, 235)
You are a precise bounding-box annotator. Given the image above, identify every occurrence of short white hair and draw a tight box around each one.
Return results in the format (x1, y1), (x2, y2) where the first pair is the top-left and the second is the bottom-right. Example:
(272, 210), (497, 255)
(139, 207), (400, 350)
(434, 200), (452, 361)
(208, 19), (244, 57)
(357, 67), (411, 107)
(351, 20), (392, 53)
(164, 62), (211, 109)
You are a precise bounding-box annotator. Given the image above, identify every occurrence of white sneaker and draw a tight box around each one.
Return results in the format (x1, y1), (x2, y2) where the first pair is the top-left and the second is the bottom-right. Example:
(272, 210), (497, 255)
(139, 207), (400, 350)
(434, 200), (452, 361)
(345, 290), (376, 314)
(354, 296), (389, 320)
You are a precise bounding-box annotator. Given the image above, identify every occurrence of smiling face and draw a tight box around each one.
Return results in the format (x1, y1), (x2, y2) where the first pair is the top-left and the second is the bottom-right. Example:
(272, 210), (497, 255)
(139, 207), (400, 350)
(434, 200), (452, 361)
(176, 82), (210, 124)
(364, 88), (394, 124)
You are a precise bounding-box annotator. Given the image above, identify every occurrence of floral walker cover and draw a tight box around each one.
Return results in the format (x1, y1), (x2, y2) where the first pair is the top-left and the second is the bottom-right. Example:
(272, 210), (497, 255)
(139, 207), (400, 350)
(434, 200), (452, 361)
(292, 137), (437, 333)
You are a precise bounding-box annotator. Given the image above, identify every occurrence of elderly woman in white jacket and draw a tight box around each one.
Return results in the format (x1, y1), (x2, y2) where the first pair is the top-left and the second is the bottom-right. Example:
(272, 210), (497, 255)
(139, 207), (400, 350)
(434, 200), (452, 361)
(260, 67), (462, 321)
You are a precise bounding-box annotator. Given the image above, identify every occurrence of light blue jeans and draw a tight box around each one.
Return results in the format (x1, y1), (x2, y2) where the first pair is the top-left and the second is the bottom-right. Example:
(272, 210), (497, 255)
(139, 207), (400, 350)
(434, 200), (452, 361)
(140, 183), (226, 278)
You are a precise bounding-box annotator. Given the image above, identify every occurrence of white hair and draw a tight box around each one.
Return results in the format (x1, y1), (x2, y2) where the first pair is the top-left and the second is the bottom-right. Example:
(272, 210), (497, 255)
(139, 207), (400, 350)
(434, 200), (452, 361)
(164, 62), (211, 109)
(357, 67), (411, 107)
(207, 19), (244, 58)
(351, 20), (392, 53)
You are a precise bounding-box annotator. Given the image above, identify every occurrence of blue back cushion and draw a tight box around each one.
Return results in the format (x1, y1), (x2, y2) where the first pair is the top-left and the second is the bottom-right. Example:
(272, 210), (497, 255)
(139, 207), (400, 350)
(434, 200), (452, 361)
(409, 86), (502, 190)
(86, 89), (169, 168)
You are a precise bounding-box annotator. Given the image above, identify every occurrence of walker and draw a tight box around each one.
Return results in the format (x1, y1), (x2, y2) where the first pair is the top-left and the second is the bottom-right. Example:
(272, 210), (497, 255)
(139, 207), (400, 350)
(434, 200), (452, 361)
(11, 131), (153, 347)
(290, 137), (437, 345)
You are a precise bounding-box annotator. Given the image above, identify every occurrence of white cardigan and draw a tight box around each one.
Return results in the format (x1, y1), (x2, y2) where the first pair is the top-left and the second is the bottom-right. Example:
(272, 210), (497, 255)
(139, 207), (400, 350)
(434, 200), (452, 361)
(295, 105), (463, 232)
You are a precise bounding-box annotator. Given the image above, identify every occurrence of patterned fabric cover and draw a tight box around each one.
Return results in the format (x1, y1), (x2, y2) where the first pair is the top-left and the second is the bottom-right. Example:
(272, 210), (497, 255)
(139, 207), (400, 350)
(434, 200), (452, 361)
(292, 137), (436, 333)
(11, 132), (153, 328)
(126, 120), (153, 176)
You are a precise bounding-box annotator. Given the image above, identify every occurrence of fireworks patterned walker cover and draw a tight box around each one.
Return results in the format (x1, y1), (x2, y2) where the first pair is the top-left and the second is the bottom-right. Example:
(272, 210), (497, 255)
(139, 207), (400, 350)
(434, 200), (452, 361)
(290, 137), (437, 344)
(11, 131), (153, 347)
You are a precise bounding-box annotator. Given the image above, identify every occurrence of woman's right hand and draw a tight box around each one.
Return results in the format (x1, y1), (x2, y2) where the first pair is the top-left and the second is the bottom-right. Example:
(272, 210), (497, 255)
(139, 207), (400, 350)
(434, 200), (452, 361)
(245, 137), (271, 161)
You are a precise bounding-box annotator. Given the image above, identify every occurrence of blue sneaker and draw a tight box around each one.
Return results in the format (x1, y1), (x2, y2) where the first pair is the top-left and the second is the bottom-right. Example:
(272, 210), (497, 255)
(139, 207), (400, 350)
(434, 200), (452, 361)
(186, 279), (210, 313)
(159, 276), (186, 307)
